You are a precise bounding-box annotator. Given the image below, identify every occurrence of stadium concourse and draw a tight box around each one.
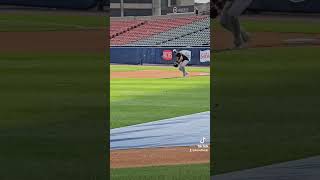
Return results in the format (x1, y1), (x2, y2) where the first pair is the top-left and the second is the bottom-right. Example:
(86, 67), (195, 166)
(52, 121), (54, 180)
(110, 14), (210, 47)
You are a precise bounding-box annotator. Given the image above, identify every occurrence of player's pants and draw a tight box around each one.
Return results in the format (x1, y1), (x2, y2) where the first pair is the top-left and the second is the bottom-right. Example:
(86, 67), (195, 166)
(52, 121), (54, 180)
(220, 0), (253, 47)
(179, 60), (189, 77)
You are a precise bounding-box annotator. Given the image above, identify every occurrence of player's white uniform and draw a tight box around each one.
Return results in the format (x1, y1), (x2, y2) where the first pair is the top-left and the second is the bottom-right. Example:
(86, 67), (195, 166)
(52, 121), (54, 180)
(173, 49), (191, 77)
(177, 51), (189, 77)
(220, 0), (253, 47)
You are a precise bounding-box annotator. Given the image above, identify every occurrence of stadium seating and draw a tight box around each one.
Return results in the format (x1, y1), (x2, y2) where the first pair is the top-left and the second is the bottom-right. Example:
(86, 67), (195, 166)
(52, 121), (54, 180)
(129, 16), (210, 46)
(110, 15), (210, 47)
(110, 20), (146, 39)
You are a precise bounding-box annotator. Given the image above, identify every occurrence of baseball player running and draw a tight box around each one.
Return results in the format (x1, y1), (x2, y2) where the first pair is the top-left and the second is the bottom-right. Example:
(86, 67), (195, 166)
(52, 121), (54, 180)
(173, 49), (189, 77)
(219, 0), (253, 48)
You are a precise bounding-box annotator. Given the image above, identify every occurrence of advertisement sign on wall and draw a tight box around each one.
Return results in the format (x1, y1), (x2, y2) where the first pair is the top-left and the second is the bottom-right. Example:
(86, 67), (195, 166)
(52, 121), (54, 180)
(111, 47), (209, 65)
(167, 5), (195, 14)
(162, 50), (173, 61)
(200, 50), (210, 63)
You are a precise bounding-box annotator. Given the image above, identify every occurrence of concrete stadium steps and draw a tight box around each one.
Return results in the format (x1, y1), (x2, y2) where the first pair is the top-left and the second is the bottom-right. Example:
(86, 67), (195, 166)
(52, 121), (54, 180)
(110, 15), (207, 46)
(128, 16), (210, 47)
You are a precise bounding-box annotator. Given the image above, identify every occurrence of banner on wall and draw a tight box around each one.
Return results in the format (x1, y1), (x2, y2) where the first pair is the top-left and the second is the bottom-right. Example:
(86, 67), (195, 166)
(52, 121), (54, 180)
(166, 5), (195, 14)
(162, 50), (173, 61)
(111, 47), (210, 65)
(200, 50), (210, 63)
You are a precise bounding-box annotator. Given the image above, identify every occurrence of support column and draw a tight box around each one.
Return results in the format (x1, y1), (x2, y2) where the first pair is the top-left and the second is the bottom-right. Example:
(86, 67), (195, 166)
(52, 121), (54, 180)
(120, 0), (124, 17)
(152, 0), (161, 16)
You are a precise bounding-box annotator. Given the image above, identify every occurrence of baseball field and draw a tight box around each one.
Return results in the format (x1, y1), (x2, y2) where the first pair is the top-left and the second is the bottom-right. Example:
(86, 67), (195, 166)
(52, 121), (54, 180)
(0, 11), (107, 179)
(4, 9), (320, 180)
(110, 65), (210, 179)
(212, 15), (320, 175)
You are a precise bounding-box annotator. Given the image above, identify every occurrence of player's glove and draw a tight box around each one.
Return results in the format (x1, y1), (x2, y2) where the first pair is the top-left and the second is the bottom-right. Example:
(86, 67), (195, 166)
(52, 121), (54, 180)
(173, 62), (179, 68)
(216, 1), (225, 9)
(211, 0), (225, 19)
(210, 7), (219, 19)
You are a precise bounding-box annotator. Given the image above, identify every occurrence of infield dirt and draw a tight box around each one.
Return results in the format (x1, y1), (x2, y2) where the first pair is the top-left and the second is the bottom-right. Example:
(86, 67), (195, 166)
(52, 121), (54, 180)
(214, 31), (320, 50)
(111, 146), (210, 169)
(213, 15), (320, 50)
(111, 70), (210, 79)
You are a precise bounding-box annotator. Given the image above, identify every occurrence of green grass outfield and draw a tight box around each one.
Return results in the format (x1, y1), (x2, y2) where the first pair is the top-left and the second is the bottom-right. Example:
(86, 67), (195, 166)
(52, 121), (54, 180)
(110, 65), (210, 128)
(0, 53), (107, 179)
(110, 65), (210, 179)
(212, 46), (320, 175)
(111, 163), (210, 180)
(0, 12), (107, 32)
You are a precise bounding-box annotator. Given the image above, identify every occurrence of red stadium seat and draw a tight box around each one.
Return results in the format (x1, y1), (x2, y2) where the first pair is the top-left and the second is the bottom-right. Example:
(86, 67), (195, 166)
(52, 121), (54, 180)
(110, 15), (208, 46)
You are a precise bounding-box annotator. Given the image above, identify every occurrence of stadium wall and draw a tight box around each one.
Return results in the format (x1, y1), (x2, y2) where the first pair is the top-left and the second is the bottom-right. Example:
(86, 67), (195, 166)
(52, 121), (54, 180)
(110, 0), (155, 17)
(110, 47), (210, 66)
(249, 0), (320, 13)
(0, 0), (99, 9)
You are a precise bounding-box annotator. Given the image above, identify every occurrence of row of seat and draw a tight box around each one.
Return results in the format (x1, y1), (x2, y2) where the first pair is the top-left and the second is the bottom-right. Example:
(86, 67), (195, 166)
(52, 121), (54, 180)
(161, 28), (210, 46)
(128, 17), (210, 46)
(110, 20), (146, 38)
(110, 15), (207, 46)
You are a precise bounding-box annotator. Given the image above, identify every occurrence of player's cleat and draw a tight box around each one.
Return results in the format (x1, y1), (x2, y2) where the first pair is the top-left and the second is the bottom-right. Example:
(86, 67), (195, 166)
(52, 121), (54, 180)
(242, 32), (251, 43)
(232, 43), (248, 50)
(233, 34), (249, 50)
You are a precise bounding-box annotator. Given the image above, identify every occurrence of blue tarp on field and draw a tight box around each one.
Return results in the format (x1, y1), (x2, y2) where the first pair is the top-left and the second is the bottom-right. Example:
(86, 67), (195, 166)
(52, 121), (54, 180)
(212, 156), (320, 180)
(110, 112), (210, 150)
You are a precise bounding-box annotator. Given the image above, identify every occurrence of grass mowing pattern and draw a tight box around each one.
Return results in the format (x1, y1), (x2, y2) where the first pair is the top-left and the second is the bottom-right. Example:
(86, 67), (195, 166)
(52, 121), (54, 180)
(0, 53), (107, 179)
(0, 13), (107, 32)
(111, 163), (210, 180)
(212, 46), (320, 174)
(110, 66), (210, 128)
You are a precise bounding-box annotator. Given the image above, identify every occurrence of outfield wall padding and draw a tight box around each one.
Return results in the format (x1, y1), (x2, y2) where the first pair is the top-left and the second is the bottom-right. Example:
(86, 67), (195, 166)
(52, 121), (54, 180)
(110, 47), (210, 66)
(249, 0), (320, 13)
(0, 0), (99, 9)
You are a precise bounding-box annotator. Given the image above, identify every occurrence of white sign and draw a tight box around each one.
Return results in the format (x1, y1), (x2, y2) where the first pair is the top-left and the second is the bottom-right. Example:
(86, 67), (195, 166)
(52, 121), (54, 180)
(200, 50), (210, 62)
(179, 50), (192, 61)
(173, 7), (177, 13)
